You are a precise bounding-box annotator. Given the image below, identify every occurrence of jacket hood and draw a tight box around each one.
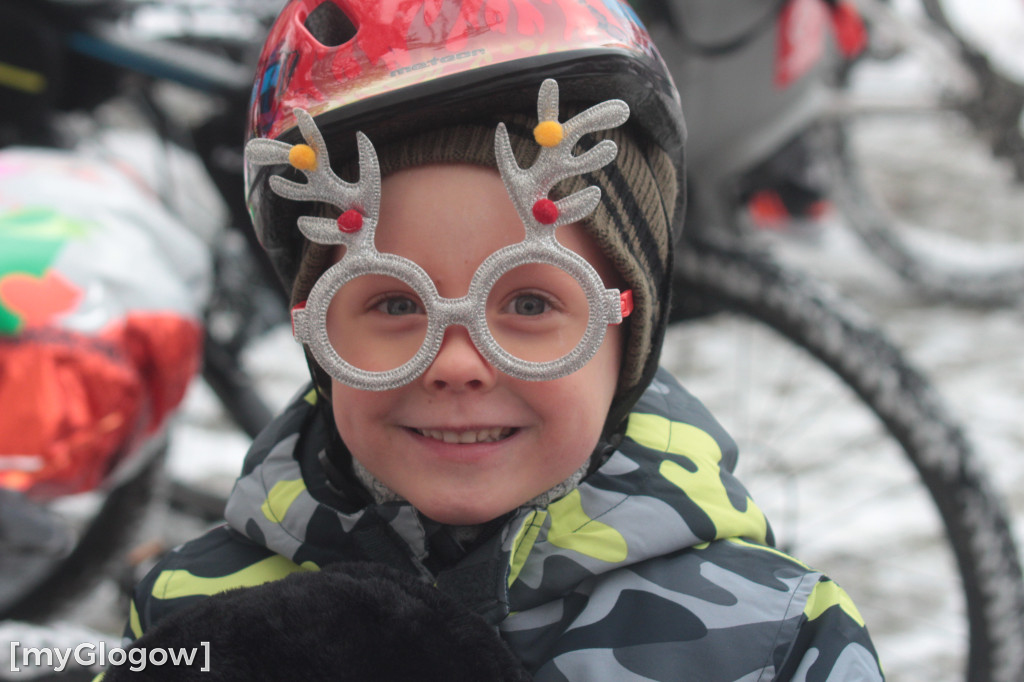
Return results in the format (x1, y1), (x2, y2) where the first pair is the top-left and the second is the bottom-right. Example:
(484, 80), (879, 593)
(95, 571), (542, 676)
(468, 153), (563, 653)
(224, 368), (772, 619)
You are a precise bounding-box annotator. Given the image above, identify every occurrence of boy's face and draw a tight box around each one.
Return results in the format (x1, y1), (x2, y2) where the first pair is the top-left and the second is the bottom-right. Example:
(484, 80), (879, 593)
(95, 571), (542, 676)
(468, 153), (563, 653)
(329, 163), (623, 526)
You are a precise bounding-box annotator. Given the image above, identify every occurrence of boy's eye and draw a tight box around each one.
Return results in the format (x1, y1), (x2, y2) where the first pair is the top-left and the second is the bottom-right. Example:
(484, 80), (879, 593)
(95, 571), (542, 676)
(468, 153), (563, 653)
(376, 295), (423, 316)
(508, 293), (551, 316)
(486, 270), (589, 364)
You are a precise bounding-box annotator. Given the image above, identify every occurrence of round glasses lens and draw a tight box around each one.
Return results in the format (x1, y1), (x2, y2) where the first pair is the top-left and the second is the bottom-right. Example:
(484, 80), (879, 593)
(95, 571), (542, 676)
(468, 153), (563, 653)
(325, 274), (428, 373)
(485, 263), (590, 364)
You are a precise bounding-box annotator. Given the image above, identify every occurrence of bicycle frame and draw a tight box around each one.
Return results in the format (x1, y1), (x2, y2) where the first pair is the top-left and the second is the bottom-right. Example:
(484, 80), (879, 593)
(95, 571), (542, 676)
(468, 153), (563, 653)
(663, 1), (832, 177)
(647, 0), (843, 236)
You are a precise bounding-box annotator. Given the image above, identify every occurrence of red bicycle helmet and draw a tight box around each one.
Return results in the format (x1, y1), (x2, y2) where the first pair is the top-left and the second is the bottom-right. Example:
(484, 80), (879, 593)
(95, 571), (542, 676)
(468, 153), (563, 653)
(244, 0), (686, 293)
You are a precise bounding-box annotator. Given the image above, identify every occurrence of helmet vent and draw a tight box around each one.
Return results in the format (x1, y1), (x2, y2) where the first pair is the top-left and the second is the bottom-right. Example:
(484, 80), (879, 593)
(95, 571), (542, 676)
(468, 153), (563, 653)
(305, 2), (357, 47)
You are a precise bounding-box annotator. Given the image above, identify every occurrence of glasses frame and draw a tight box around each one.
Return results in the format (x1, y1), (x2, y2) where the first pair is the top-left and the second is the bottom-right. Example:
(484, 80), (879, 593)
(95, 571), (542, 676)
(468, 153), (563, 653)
(293, 223), (630, 391)
(248, 79), (632, 392)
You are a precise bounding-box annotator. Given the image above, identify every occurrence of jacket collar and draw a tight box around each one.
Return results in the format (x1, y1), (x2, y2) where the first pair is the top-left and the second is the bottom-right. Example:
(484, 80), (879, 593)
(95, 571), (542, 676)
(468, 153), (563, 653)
(224, 369), (770, 616)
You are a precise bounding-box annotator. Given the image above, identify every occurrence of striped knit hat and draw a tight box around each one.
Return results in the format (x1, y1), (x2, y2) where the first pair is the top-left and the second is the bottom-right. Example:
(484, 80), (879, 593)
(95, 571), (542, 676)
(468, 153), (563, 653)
(292, 114), (679, 434)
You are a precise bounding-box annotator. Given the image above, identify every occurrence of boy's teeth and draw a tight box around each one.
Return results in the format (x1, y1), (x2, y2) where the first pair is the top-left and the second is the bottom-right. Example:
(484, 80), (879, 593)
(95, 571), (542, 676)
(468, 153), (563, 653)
(419, 428), (511, 443)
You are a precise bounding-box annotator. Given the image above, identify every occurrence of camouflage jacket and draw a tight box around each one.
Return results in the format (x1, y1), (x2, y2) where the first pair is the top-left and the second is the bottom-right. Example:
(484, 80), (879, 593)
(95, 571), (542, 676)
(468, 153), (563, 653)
(126, 369), (884, 680)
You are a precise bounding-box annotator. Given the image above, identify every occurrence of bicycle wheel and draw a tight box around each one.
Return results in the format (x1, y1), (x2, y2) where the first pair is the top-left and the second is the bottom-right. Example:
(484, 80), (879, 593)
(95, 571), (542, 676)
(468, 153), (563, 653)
(824, 0), (1024, 304)
(822, 116), (1024, 305)
(918, 0), (1024, 178)
(667, 239), (1024, 681)
(0, 435), (167, 622)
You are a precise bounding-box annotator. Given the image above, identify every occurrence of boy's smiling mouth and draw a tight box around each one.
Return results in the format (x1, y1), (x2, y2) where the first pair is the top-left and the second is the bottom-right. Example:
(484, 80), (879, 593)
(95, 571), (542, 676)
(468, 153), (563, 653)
(413, 427), (516, 444)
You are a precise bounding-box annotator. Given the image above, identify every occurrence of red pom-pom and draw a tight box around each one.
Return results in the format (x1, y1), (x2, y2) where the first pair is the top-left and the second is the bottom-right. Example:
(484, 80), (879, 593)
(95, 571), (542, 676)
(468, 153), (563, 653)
(532, 199), (559, 225)
(338, 209), (363, 232)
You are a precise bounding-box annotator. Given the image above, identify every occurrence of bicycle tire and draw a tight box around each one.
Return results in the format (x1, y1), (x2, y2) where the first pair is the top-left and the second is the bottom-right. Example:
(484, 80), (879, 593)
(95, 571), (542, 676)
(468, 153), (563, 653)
(818, 0), (1024, 305)
(0, 436), (167, 623)
(819, 117), (1024, 306)
(917, 0), (1024, 181)
(202, 226), (291, 440)
(668, 239), (1024, 681)
(202, 332), (276, 441)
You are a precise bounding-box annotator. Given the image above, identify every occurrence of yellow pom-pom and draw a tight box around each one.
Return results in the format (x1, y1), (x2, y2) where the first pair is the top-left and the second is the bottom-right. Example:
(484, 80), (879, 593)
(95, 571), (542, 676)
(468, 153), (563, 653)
(289, 144), (318, 171)
(533, 120), (563, 148)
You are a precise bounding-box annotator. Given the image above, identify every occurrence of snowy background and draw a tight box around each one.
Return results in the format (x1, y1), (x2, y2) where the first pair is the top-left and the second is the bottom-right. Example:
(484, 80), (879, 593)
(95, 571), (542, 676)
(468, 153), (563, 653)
(3, 0), (1023, 680)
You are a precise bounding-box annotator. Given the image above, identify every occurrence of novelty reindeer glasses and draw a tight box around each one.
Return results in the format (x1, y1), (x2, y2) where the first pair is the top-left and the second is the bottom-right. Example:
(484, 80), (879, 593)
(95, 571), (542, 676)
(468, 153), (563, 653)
(245, 79), (633, 391)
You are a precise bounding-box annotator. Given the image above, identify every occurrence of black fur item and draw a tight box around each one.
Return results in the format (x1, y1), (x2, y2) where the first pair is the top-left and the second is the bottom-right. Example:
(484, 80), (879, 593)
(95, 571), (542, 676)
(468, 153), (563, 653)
(104, 562), (531, 681)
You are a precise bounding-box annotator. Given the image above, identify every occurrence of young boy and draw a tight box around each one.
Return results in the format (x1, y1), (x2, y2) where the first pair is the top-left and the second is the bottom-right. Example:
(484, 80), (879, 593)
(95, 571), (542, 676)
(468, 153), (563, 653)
(120, 1), (884, 679)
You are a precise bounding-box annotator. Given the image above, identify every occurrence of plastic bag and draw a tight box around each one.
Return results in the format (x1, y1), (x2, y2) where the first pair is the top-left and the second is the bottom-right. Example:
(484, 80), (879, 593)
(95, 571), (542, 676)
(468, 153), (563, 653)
(0, 145), (212, 498)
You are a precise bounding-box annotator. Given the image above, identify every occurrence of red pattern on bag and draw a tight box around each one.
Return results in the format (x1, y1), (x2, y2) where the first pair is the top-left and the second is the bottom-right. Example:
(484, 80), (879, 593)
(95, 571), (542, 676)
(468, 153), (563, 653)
(0, 313), (202, 498)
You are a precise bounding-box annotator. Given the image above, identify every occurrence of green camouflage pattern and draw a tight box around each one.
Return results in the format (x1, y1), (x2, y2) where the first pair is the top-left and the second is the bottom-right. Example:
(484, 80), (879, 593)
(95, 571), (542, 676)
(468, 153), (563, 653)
(125, 370), (883, 680)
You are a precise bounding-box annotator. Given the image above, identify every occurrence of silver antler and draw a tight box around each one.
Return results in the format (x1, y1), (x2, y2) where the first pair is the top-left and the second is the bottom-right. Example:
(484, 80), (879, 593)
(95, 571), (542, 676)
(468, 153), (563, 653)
(245, 108), (382, 248)
(494, 79), (630, 234)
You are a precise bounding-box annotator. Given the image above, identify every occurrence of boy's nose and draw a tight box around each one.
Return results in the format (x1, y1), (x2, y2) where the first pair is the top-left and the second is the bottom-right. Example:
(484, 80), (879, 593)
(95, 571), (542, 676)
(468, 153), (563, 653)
(421, 326), (497, 392)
